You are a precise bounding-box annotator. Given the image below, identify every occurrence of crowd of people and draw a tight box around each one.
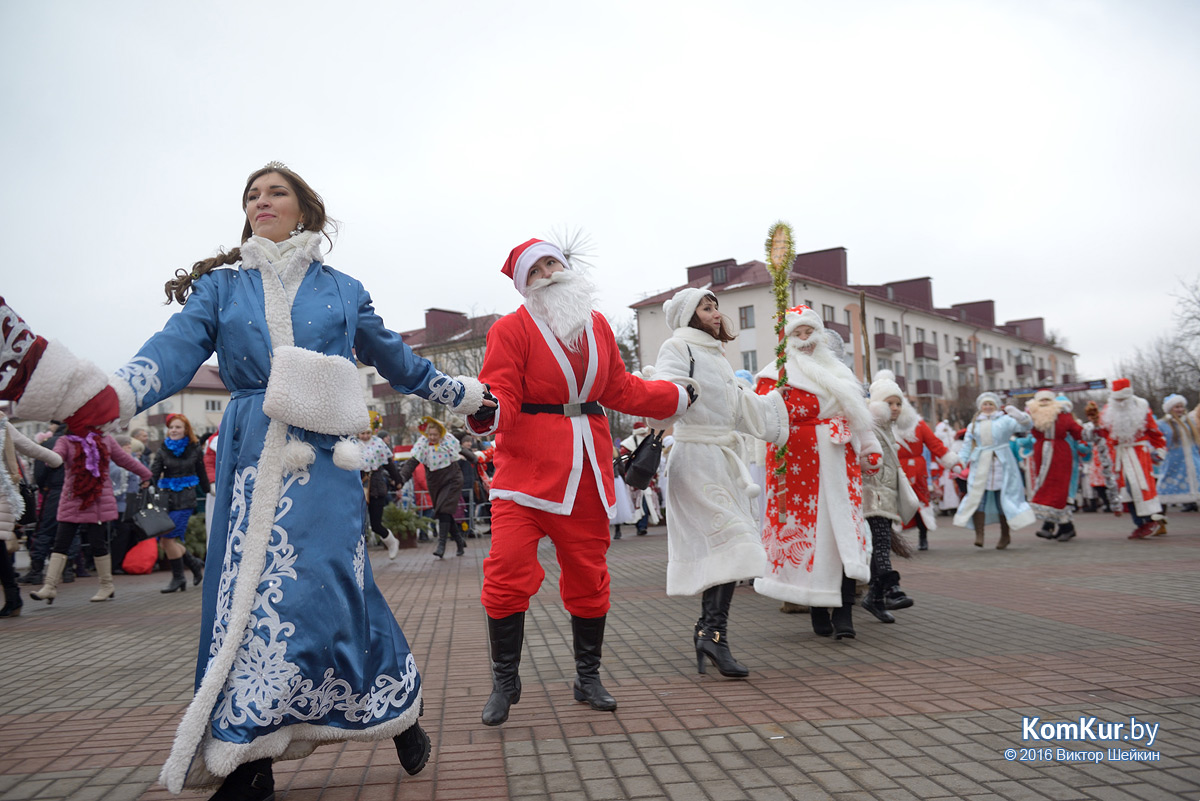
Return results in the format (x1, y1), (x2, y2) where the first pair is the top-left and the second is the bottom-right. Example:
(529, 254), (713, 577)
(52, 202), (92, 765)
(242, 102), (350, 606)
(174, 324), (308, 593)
(0, 160), (1197, 801)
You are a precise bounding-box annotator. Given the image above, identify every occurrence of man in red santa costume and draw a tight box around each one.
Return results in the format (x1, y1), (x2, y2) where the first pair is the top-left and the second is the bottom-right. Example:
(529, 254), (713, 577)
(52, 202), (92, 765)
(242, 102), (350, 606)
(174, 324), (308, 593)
(1099, 378), (1167, 539)
(868, 370), (956, 552)
(466, 239), (690, 726)
(1026, 389), (1087, 542)
(754, 306), (882, 641)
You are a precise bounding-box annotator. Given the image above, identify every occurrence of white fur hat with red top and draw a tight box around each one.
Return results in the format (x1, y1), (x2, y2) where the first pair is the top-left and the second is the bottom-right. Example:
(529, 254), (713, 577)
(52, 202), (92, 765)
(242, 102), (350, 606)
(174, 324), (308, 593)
(782, 305), (823, 338)
(501, 239), (569, 297)
(1110, 377), (1133, 400)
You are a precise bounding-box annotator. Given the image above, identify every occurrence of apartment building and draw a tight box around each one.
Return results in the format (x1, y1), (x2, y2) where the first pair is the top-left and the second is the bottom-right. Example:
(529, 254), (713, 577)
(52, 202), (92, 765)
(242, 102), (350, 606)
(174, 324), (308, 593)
(633, 248), (1078, 423)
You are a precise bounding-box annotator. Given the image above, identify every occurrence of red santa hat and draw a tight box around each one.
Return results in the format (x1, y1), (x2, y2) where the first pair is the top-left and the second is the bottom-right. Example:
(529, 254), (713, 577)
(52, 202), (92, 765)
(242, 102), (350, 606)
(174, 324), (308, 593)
(632, 420), (648, 431)
(501, 239), (569, 297)
(1110, 377), (1133, 400)
(782, 305), (823, 338)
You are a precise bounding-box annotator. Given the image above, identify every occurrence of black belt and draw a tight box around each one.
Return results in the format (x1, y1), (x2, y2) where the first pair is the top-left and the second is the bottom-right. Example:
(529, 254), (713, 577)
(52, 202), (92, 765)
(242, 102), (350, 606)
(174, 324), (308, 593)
(521, 402), (604, 417)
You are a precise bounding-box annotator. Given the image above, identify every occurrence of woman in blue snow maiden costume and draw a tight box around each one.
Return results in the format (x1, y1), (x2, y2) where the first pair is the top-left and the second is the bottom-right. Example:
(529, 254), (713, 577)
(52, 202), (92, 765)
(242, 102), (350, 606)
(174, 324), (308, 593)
(106, 162), (494, 800)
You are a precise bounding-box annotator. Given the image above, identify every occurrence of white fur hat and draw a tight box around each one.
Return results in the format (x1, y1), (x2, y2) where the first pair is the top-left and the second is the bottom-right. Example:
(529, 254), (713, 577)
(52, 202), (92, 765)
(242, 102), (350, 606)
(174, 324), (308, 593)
(1033, 389), (1056, 403)
(663, 287), (714, 331)
(869, 369), (905, 404)
(783, 305), (823, 338)
(1163, 393), (1186, 414)
(976, 391), (1001, 410)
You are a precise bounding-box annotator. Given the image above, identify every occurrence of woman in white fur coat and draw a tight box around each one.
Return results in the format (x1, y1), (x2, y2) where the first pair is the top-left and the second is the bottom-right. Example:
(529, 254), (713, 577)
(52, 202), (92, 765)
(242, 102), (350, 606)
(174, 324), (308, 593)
(651, 289), (787, 678)
(0, 412), (62, 617)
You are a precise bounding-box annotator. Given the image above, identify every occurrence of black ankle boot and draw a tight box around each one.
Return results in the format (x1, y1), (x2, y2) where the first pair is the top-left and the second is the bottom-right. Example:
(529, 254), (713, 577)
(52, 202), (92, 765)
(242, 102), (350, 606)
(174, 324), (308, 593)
(861, 582), (895, 623)
(878, 570), (912, 610)
(1055, 521), (1076, 542)
(695, 583), (749, 677)
(208, 758), (274, 801)
(162, 558), (187, 593)
(393, 722), (431, 775)
(481, 612), (524, 726)
(1036, 521), (1057, 539)
(571, 614), (617, 711)
(184, 552), (204, 585)
(831, 575), (856, 639)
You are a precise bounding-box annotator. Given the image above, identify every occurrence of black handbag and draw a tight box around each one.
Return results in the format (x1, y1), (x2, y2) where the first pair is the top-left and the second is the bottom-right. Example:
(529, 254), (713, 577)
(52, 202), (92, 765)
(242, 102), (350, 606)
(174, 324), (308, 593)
(132, 490), (176, 541)
(17, 481), (37, 526)
(619, 430), (665, 490)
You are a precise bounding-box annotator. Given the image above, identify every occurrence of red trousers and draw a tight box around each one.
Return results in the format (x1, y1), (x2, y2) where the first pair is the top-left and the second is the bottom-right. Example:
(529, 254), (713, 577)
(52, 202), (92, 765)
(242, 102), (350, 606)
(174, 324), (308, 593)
(482, 480), (612, 619)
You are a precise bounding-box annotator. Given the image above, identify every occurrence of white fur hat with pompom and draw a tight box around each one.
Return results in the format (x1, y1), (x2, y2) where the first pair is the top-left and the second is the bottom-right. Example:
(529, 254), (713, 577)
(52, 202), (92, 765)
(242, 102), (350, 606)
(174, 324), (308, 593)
(869, 369), (905, 404)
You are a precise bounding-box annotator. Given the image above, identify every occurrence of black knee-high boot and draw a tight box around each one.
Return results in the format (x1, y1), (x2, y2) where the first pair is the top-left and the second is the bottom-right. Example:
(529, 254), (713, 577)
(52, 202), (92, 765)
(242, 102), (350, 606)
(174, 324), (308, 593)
(445, 514), (466, 556)
(182, 551), (204, 585)
(830, 574), (856, 640)
(161, 558), (187, 593)
(696, 582), (749, 677)
(571, 614), (617, 711)
(432, 516), (449, 559)
(481, 612), (525, 726)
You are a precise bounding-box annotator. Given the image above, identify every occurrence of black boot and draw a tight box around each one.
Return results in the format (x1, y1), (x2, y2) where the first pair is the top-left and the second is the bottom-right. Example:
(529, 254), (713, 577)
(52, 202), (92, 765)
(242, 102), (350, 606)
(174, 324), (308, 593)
(432, 519), (448, 559)
(481, 612), (524, 726)
(451, 521), (466, 556)
(18, 556), (44, 585)
(831, 575), (856, 640)
(0, 585), (23, 618)
(810, 607), (833, 637)
(183, 552), (205, 585)
(696, 583), (749, 677)
(393, 722), (431, 775)
(879, 570), (913, 610)
(208, 758), (274, 801)
(1036, 521), (1057, 540)
(861, 580), (895, 623)
(1055, 521), (1076, 542)
(918, 530), (928, 551)
(161, 558), (187, 593)
(571, 614), (617, 711)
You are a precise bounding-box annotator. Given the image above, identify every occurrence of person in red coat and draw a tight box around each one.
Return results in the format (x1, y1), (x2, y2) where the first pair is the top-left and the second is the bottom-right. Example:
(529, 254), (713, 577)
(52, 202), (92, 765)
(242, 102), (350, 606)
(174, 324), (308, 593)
(466, 238), (691, 726)
(1099, 378), (1168, 539)
(1026, 390), (1087, 541)
(869, 371), (956, 551)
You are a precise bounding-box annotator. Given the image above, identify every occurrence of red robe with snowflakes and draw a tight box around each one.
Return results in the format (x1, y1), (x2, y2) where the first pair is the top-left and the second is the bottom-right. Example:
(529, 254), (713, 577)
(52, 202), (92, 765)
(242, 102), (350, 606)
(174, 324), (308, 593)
(1100, 405), (1167, 517)
(753, 379), (872, 608)
(1028, 412), (1085, 522)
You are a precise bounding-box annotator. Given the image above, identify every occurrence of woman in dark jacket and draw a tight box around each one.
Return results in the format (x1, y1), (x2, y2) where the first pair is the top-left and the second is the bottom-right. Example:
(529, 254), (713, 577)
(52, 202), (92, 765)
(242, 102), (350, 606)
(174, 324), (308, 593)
(152, 413), (211, 592)
(396, 417), (475, 558)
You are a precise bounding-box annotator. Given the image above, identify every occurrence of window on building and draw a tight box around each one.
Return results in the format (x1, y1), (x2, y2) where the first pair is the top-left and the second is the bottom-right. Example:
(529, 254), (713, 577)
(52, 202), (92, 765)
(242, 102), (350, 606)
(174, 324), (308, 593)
(988, 376), (995, 390)
(805, 299), (814, 309)
(204, 399), (223, 412)
(944, 334), (949, 351)
(1038, 357), (1045, 369)
(712, 266), (727, 284)
(742, 351), (758, 372)
(955, 337), (964, 353)
(821, 304), (835, 322)
(916, 327), (925, 343)
(892, 321), (899, 336)
(877, 357), (893, 373)
(904, 325), (911, 345)
(905, 363), (913, 380)
(738, 305), (755, 330)
(874, 317), (885, 334)
(947, 369), (954, 388)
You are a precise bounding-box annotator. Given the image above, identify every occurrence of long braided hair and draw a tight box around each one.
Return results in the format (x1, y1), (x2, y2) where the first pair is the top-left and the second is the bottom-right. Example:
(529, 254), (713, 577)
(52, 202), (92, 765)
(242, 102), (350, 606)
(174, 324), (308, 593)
(163, 163), (336, 305)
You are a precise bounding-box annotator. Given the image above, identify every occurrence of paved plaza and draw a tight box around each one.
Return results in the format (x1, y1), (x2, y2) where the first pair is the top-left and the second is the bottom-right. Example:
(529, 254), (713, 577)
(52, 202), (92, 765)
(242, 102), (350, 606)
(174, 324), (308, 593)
(1, 510), (1198, 801)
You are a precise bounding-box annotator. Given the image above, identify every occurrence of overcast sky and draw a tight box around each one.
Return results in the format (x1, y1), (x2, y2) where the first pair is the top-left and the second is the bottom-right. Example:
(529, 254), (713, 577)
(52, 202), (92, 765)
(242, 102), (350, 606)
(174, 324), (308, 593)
(3, 0), (1197, 383)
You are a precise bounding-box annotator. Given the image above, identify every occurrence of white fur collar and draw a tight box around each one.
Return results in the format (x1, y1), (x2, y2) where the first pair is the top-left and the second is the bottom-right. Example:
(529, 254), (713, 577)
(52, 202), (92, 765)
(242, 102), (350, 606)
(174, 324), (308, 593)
(240, 232), (322, 272)
(671, 326), (723, 349)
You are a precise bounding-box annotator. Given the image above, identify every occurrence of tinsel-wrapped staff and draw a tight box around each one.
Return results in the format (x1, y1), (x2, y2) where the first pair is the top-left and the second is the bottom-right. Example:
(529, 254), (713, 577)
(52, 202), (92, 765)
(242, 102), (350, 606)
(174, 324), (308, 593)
(765, 221), (795, 524)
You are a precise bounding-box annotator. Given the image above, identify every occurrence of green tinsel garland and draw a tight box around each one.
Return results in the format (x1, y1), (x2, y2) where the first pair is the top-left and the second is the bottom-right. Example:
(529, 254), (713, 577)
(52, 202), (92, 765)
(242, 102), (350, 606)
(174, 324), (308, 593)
(765, 221), (795, 523)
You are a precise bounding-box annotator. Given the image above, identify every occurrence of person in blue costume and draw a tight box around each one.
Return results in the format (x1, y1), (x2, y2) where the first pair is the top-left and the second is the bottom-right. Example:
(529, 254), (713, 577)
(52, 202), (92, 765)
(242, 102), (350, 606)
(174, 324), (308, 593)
(953, 392), (1035, 549)
(100, 163), (493, 800)
(1156, 394), (1200, 512)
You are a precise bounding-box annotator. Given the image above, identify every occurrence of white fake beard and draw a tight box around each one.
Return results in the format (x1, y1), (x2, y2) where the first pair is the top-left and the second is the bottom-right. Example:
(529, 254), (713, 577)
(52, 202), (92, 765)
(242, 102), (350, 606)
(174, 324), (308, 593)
(785, 337), (872, 440)
(1101, 396), (1149, 443)
(1028, 400), (1060, 433)
(524, 270), (597, 352)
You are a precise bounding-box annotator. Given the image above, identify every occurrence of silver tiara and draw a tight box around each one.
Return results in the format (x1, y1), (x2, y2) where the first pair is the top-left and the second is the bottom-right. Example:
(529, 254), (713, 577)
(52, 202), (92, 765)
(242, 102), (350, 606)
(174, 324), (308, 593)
(263, 160), (288, 171)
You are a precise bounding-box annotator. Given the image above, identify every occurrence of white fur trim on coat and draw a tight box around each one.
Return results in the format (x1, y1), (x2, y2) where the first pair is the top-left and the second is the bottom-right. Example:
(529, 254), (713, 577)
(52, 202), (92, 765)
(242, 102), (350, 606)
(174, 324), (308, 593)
(108, 375), (137, 429)
(14, 340), (108, 422)
(333, 437), (366, 471)
(262, 346), (370, 436)
(450, 375), (486, 416)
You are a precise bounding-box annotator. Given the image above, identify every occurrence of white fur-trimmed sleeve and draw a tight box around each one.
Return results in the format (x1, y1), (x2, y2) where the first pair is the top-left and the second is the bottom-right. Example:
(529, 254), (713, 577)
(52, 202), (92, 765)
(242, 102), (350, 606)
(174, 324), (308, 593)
(14, 340), (109, 422)
(7, 422), (62, 467)
(451, 375), (486, 416)
(108, 374), (137, 429)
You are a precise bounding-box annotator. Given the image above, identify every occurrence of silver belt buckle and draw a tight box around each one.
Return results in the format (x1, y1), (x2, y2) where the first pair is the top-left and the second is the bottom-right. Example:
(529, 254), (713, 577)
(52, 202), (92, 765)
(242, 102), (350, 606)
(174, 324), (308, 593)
(563, 402), (583, 417)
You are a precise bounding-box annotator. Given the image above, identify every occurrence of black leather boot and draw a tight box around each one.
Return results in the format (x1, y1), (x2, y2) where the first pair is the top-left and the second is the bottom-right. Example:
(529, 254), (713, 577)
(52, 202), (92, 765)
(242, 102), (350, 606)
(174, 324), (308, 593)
(393, 721), (431, 775)
(208, 758), (274, 801)
(879, 570), (913, 610)
(161, 558), (187, 593)
(696, 583), (749, 677)
(571, 614), (617, 711)
(432, 518), (448, 559)
(1036, 520), (1057, 539)
(810, 607), (833, 637)
(183, 551), (205, 585)
(481, 612), (524, 726)
(451, 520), (466, 556)
(831, 575), (856, 640)
(1055, 521), (1076, 542)
(861, 580), (895, 623)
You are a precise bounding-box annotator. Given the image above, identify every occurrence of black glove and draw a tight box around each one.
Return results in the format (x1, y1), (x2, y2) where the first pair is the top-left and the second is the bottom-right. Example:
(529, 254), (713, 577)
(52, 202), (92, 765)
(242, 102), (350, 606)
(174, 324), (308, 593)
(685, 383), (699, 407)
(470, 385), (498, 425)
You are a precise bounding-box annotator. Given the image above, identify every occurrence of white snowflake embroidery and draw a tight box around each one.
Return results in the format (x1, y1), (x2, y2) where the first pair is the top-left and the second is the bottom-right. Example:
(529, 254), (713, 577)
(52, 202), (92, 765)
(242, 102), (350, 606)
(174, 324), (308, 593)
(353, 537), (365, 591)
(426, 373), (459, 405)
(114, 356), (162, 407)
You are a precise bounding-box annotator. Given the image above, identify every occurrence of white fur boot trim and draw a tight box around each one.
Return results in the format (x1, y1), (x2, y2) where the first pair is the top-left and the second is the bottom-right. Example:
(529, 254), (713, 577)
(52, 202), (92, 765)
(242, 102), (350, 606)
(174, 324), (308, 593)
(333, 438), (365, 471)
(15, 340), (108, 422)
(451, 375), (486, 416)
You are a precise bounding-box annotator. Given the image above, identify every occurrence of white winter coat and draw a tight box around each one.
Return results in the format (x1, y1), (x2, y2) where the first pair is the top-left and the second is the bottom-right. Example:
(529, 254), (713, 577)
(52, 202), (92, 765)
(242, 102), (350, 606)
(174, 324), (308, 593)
(651, 327), (787, 596)
(0, 416), (62, 546)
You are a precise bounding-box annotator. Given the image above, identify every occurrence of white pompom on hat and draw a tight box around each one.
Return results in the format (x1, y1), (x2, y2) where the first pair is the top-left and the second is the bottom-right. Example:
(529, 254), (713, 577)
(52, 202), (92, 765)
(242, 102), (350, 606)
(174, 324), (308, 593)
(783, 305), (823, 338)
(1163, 393), (1186, 414)
(869, 369), (905, 404)
(663, 287), (714, 331)
(976, 391), (1001, 410)
(501, 238), (570, 297)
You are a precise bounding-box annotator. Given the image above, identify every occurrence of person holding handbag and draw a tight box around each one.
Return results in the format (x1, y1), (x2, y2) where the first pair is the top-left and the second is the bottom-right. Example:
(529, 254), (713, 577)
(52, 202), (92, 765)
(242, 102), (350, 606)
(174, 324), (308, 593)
(650, 289), (787, 677)
(152, 413), (210, 593)
(0, 411), (63, 617)
(30, 422), (151, 605)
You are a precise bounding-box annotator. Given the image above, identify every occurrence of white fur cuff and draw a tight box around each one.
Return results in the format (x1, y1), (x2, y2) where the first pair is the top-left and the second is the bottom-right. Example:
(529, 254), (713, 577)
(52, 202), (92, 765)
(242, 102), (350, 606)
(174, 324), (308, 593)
(451, 375), (486, 416)
(15, 340), (108, 422)
(109, 375), (137, 429)
(263, 346), (369, 436)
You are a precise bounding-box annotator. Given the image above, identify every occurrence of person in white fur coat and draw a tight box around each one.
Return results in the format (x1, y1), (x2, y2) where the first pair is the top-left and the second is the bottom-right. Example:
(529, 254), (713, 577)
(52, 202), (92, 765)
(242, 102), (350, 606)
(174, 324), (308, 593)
(0, 411), (63, 617)
(754, 305), (883, 641)
(650, 288), (787, 678)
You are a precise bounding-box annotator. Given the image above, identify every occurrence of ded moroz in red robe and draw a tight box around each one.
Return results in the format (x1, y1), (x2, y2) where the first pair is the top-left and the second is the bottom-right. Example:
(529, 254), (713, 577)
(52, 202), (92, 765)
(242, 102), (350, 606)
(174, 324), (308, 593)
(1028, 412), (1085, 523)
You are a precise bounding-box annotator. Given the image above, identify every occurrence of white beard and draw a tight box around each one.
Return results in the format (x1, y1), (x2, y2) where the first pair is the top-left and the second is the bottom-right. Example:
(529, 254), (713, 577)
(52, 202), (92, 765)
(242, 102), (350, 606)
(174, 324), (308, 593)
(784, 337), (872, 442)
(524, 270), (597, 352)
(1028, 400), (1060, 433)
(1101, 396), (1149, 444)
